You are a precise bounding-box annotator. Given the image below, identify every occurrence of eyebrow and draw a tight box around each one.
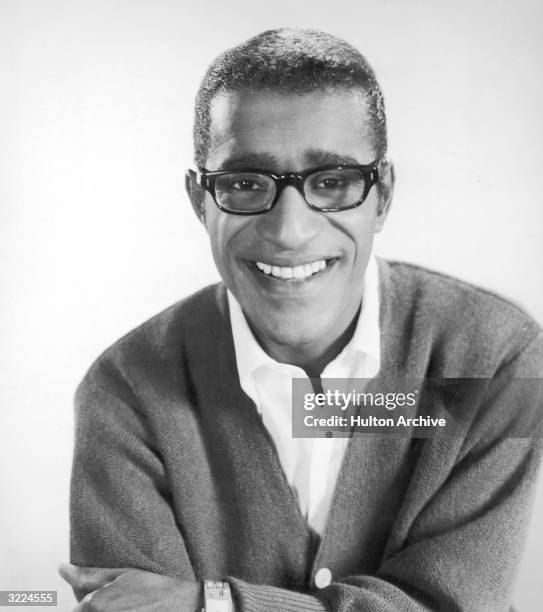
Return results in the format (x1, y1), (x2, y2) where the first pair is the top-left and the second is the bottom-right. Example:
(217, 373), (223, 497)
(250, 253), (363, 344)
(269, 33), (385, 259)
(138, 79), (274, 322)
(213, 149), (363, 172)
(304, 149), (361, 167)
(215, 152), (280, 171)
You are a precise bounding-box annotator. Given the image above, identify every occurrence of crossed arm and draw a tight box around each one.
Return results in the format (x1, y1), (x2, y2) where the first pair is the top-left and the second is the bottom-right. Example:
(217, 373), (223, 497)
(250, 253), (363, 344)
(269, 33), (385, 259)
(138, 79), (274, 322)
(62, 440), (541, 612)
(63, 338), (543, 612)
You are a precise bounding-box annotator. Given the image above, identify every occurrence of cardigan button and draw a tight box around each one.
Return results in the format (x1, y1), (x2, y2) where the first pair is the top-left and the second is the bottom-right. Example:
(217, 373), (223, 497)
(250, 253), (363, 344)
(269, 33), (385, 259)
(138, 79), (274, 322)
(314, 567), (332, 589)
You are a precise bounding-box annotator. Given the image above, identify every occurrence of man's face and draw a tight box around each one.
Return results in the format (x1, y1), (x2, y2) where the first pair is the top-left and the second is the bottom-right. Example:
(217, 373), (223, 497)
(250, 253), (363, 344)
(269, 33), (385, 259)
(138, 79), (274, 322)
(190, 89), (391, 359)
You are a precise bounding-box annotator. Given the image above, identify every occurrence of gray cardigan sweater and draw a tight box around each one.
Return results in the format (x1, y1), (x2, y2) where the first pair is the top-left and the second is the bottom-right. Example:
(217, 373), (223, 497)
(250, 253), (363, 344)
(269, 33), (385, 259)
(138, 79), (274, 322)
(70, 259), (543, 611)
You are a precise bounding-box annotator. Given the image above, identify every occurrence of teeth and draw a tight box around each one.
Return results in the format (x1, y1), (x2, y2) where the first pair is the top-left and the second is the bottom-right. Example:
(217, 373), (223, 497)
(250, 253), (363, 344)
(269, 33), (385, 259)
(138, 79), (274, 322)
(255, 259), (328, 280)
(280, 267), (293, 279)
(292, 265), (305, 279)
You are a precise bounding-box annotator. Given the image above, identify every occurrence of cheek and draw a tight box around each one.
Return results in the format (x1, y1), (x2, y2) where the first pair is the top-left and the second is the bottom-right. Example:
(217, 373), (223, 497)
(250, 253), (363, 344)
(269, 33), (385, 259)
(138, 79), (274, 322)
(204, 208), (228, 270)
(205, 208), (250, 274)
(335, 200), (380, 259)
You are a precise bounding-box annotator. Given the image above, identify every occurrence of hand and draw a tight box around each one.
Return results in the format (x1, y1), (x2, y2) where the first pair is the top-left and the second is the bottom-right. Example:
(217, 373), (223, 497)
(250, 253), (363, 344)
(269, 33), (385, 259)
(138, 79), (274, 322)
(58, 563), (203, 611)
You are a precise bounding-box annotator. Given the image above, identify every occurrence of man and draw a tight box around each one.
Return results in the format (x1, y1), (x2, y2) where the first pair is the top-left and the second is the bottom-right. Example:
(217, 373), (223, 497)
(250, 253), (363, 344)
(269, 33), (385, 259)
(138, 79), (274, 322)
(60, 28), (543, 611)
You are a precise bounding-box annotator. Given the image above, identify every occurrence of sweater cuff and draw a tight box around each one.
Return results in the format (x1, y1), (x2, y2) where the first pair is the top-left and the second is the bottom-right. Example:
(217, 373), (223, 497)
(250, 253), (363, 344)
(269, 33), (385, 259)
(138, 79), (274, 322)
(226, 578), (328, 612)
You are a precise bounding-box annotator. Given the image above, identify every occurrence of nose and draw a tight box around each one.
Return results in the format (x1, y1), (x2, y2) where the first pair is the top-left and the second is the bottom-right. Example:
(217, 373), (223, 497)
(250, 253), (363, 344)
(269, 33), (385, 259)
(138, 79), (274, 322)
(255, 185), (322, 248)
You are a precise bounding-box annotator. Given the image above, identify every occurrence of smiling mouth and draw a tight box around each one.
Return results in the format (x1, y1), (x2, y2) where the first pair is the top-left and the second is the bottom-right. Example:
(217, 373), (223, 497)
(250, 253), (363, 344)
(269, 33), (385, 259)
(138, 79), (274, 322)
(253, 258), (334, 281)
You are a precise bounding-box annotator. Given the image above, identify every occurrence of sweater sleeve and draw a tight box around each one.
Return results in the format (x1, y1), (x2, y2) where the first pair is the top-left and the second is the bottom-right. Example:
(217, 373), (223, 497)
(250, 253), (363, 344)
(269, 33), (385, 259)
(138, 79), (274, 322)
(69, 379), (195, 599)
(227, 333), (543, 612)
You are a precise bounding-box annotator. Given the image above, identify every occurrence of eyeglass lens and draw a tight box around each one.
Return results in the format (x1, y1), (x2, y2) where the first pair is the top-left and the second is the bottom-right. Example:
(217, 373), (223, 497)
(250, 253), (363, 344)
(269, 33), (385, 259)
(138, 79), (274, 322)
(214, 168), (368, 212)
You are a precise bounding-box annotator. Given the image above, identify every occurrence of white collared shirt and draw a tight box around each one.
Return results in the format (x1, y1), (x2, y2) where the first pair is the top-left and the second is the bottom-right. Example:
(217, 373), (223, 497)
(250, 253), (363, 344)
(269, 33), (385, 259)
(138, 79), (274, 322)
(227, 256), (381, 534)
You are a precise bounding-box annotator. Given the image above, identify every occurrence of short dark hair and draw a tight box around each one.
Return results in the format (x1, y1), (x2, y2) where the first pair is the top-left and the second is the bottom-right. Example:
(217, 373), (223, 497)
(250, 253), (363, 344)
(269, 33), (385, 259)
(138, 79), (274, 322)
(193, 28), (387, 167)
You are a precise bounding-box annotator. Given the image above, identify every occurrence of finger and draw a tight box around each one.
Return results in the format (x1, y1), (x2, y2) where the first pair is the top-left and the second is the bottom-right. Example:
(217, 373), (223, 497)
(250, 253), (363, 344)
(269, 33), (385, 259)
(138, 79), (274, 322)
(58, 563), (126, 591)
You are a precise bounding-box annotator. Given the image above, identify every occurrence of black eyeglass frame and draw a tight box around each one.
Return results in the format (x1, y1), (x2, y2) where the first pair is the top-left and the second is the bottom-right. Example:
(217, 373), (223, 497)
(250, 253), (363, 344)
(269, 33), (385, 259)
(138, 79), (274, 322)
(189, 160), (381, 215)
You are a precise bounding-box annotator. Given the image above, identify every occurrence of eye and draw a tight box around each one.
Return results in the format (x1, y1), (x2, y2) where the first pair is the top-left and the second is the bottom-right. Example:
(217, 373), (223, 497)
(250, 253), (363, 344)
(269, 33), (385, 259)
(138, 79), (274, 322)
(308, 169), (365, 193)
(315, 176), (346, 189)
(232, 180), (262, 191)
(227, 176), (269, 192)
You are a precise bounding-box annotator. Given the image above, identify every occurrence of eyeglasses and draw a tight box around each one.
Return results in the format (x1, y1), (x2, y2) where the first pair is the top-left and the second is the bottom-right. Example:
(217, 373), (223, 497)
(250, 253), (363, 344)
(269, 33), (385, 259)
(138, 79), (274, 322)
(189, 160), (380, 215)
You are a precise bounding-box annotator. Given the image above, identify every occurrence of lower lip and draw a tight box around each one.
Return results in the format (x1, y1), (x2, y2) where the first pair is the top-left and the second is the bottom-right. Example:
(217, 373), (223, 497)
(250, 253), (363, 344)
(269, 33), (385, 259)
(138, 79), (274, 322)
(248, 259), (337, 290)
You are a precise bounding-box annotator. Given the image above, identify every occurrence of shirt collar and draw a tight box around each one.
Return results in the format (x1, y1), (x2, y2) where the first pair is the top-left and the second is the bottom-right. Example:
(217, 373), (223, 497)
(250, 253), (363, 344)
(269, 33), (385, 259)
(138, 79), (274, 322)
(324, 253), (380, 377)
(228, 254), (381, 386)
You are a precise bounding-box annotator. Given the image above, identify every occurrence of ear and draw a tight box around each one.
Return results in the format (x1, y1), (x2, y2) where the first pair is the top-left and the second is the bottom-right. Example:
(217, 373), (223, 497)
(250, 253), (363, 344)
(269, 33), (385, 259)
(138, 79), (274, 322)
(374, 159), (395, 233)
(185, 169), (207, 226)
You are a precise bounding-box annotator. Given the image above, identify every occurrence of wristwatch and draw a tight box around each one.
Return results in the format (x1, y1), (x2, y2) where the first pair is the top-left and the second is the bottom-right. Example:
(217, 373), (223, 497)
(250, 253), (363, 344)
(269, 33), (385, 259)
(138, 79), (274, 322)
(201, 580), (233, 612)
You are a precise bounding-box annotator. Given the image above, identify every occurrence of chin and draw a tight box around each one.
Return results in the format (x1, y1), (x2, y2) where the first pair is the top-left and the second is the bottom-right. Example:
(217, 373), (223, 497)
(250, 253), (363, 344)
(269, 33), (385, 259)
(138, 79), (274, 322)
(256, 316), (322, 351)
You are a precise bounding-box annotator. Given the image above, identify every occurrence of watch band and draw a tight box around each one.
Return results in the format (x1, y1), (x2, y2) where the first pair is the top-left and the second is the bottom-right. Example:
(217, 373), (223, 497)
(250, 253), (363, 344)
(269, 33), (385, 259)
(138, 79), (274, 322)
(202, 580), (232, 612)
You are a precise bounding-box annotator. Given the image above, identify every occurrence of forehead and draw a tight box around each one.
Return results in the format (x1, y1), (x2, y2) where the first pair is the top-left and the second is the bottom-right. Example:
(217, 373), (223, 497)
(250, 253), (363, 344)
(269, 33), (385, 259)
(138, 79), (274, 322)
(206, 89), (375, 171)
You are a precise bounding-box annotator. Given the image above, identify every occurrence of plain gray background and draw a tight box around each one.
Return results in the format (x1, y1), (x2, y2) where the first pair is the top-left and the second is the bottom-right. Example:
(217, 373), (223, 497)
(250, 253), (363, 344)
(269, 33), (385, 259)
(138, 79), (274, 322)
(1, 0), (542, 609)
